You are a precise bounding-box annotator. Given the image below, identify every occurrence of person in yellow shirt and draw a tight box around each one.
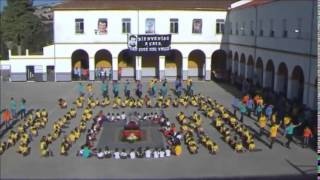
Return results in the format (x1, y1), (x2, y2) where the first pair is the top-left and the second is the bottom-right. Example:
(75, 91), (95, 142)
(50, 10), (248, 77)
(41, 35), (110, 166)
(269, 123), (280, 149)
(258, 114), (267, 136)
(173, 145), (182, 156)
(0, 141), (6, 155)
(17, 142), (30, 156)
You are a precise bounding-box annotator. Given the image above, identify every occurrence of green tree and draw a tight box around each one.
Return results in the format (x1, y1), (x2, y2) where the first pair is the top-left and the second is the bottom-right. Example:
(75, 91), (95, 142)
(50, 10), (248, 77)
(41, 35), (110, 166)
(1, 0), (44, 55)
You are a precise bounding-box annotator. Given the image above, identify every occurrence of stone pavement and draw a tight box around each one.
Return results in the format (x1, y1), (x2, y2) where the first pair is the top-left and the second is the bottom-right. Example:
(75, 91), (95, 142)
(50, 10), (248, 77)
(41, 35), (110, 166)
(0, 80), (316, 179)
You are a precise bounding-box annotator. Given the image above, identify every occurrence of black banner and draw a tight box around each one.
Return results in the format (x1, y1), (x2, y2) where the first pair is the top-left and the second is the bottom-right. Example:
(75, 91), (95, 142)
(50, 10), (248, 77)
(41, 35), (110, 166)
(128, 34), (171, 55)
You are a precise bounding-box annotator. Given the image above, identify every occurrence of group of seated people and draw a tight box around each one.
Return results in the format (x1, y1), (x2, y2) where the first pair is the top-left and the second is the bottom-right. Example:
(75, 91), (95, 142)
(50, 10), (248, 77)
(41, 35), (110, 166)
(60, 107), (94, 156)
(177, 111), (219, 155)
(40, 108), (76, 157)
(213, 109), (256, 152)
(0, 109), (49, 156)
(78, 146), (173, 159)
(73, 96), (85, 108)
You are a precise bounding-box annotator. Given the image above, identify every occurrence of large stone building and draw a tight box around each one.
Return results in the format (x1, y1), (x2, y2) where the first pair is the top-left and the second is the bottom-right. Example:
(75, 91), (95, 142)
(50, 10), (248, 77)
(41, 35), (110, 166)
(0, 0), (317, 110)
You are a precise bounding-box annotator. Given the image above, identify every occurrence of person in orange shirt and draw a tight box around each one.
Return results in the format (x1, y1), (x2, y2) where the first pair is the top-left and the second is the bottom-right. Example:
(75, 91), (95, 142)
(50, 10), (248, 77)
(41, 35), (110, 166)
(303, 126), (313, 148)
(2, 109), (12, 128)
(242, 94), (249, 104)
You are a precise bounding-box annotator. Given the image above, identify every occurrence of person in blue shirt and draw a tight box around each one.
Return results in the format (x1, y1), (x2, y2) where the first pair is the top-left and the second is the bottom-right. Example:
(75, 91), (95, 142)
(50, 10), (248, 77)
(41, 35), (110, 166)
(124, 80), (130, 98)
(246, 98), (254, 117)
(10, 97), (16, 118)
(78, 83), (84, 96)
(265, 104), (273, 121)
(238, 101), (247, 122)
(255, 104), (263, 120)
(232, 97), (239, 116)
(137, 81), (143, 98)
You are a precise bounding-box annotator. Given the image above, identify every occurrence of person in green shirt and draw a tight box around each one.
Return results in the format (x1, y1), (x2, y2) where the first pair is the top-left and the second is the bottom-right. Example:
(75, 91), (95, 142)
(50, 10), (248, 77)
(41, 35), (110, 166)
(100, 82), (108, 98)
(19, 98), (26, 119)
(238, 101), (247, 123)
(78, 83), (84, 96)
(284, 122), (302, 148)
(10, 97), (16, 118)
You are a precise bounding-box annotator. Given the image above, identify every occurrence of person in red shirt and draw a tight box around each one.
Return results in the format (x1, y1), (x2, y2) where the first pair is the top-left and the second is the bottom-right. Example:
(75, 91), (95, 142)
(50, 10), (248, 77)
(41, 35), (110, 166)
(303, 126), (313, 148)
(242, 94), (249, 104)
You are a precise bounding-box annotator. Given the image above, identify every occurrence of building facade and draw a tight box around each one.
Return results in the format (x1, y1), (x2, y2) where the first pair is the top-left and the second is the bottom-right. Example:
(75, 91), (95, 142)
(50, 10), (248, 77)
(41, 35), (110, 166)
(0, 0), (317, 110)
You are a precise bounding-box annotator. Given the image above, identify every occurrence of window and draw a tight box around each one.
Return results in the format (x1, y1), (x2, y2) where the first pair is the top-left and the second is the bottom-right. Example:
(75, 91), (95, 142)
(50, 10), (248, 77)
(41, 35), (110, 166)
(259, 20), (263, 36)
(235, 22), (239, 35)
(241, 22), (246, 35)
(282, 19), (288, 38)
(122, 18), (131, 33)
(250, 20), (254, 36)
(295, 18), (302, 38)
(229, 22), (233, 35)
(216, 19), (225, 34)
(145, 18), (155, 34)
(170, 19), (179, 34)
(192, 19), (202, 34)
(75, 18), (84, 34)
(269, 19), (274, 37)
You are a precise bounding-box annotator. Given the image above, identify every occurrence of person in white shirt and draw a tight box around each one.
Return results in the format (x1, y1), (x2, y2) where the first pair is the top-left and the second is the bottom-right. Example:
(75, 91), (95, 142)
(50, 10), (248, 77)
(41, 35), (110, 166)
(120, 149), (128, 159)
(106, 113), (110, 122)
(129, 149), (136, 159)
(153, 148), (159, 159)
(159, 148), (165, 158)
(110, 113), (115, 122)
(114, 148), (120, 159)
(116, 113), (121, 121)
(165, 146), (171, 157)
(104, 146), (112, 158)
(121, 112), (126, 121)
(145, 147), (151, 158)
(96, 148), (104, 159)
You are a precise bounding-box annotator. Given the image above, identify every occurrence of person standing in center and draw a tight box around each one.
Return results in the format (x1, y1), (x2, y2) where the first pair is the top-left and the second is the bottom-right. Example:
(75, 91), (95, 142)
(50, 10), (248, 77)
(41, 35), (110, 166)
(113, 81), (119, 98)
(100, 82), (108, 98)
(124, 80), (130, 98)
(136, 80), (143, 98)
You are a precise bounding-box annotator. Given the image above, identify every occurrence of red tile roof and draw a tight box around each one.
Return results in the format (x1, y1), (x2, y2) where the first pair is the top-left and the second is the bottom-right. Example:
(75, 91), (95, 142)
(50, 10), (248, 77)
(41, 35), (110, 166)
(54, 0), (238, 11)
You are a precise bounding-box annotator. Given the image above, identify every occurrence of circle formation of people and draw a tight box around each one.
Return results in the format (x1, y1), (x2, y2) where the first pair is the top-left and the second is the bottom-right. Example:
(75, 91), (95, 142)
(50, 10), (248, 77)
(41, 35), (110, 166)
(0, 78), (314, 160)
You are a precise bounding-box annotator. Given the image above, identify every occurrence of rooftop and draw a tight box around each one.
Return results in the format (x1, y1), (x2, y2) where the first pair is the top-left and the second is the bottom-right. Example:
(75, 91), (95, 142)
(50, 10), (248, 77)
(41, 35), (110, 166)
(54, 0), (238, 11)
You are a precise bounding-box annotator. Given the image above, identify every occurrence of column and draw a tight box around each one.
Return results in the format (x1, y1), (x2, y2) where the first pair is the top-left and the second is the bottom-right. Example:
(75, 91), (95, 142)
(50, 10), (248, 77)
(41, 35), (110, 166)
(205, 57), (211, 81)
(89, 58), (95, 81)
(231, 60), (235, 74)
(135, 56), (142, 81)
(303, 83), (308, 106)
(263, 71), (269, 88)
(287, 79), (293, 99)
(159, 56), (165, 80)
(112, 57), (118, 80)
(273, 74), (279, 92)
(182, 57), (188, 80)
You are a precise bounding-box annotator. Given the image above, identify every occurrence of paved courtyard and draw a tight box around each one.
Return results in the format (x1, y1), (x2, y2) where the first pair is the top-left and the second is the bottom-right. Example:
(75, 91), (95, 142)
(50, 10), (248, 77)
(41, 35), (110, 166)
(0, 79), (316, 179)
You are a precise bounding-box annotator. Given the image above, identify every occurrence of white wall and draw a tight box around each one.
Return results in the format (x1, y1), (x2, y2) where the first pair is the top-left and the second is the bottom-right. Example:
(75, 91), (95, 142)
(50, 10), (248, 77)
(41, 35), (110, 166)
(54, 10), (227, 44)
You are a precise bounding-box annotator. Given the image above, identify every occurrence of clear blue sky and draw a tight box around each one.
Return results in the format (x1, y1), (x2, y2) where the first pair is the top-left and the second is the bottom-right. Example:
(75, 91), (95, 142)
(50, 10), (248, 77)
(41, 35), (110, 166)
(0, 0), (63, 12)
